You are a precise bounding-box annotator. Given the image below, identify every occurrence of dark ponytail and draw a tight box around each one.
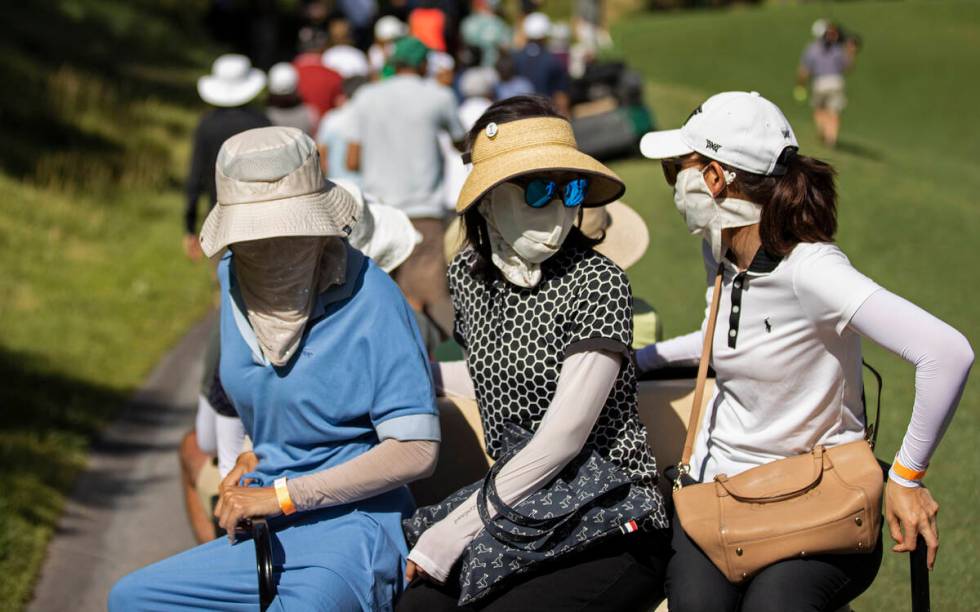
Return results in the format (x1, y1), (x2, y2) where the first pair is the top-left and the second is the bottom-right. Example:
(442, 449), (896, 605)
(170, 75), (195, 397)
(733, 154), (838, 257)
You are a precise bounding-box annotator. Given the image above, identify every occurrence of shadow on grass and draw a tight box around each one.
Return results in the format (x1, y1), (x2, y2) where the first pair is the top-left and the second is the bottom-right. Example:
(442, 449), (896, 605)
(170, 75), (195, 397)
(834, 138), (885, 162)
(0, 346), (186, 529)
(0, 0), (210, 185)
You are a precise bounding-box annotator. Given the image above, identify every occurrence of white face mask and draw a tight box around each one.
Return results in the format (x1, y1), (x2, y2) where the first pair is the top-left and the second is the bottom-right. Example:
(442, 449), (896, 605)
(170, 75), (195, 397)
(673, 166), (762, 261)
(479, 182), (578, 287)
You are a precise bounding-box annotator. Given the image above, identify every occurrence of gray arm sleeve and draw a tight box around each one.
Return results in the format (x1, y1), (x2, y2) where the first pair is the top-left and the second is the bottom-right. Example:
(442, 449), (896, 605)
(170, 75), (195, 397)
(407, 350), (621, 582)
(847, 289), (973, 486)
(286, 439), (439, 512)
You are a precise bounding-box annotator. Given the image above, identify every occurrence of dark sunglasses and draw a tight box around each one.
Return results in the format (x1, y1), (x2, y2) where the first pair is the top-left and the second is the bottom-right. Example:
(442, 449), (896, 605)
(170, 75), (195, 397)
(524, 178), (590, 208)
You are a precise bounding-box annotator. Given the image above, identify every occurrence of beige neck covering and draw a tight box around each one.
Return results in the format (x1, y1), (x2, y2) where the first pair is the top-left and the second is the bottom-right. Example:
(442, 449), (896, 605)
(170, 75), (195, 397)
(479, 184), (577, 288)
(231, 236), (347, 366)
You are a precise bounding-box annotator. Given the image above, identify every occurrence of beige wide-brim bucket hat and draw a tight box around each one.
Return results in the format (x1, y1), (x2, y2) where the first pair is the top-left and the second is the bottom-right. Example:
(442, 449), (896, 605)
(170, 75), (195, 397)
(455, 116), (625, 214)
(199, 126), (358, 257)
(444, 200), (649, 270)
(581, 201), (650, 270)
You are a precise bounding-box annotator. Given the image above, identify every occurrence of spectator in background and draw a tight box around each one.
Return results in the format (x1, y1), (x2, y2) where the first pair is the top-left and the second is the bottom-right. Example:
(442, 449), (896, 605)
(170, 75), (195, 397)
(494, 51), (535, 100)
(461, 0), (511, 69)
(337, 0), (378, 50)
(797, 21), (858, 148)
(293, 27), (343, 120)
(265, 62), (317, 135)
(369, 15), (409, 75)
(428, 51), (456, 87)
(316, 76), (368, 184)
(409, 0), (449, 52)
(346, 36), (465, 336)
(513, 13), (570, 115)
(184, 54), (270, 260)
(323, 17), (371, 78)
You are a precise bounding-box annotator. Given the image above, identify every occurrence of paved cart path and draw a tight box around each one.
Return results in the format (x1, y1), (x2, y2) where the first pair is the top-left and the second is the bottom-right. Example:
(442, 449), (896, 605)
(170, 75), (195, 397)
(29, 314), (215, 612)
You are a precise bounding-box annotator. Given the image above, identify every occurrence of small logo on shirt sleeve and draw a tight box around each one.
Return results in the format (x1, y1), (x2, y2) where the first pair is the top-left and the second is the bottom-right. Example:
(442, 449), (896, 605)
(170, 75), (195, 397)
(764, 317), (772, 333)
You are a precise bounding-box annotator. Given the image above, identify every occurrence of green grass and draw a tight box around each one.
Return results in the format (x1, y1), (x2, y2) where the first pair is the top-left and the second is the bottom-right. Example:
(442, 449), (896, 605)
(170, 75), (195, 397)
(610, 1), (979, 609)
(0, 1), (216, 607)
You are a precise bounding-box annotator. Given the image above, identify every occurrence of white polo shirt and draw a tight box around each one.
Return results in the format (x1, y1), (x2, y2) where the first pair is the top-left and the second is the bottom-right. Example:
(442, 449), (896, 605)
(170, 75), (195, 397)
(691, 241), (881, 482)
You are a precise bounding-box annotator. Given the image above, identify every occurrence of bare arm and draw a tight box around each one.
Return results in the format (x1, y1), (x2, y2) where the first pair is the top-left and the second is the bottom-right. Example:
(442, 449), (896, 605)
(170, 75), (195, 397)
(346, 142), (361, 172)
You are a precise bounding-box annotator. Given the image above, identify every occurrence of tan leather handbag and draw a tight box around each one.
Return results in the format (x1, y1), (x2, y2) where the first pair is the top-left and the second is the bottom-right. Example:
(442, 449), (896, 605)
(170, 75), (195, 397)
(671, 267), (883, 583)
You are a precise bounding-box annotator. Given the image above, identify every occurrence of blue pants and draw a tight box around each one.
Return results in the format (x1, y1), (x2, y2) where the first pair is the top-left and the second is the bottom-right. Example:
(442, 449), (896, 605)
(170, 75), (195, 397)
(109, 503), (409, 611)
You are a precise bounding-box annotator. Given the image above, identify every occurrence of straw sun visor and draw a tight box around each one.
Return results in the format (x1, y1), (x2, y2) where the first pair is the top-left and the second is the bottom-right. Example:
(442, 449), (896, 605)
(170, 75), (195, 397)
(455, 117), (625, 214)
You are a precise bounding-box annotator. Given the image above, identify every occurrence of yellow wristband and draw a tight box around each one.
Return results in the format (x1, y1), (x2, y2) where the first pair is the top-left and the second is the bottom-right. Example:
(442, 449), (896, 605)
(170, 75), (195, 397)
(892, 460), (927, 482)
(274, 477), (296, 515)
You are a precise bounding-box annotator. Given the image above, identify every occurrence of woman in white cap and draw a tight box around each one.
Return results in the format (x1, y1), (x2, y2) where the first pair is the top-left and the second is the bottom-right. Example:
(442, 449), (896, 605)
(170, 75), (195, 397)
(265, 62), (317, 135)
(398, 96), (671, 611)
(109, 127), (441, 611)
(639, 91), (972, 611)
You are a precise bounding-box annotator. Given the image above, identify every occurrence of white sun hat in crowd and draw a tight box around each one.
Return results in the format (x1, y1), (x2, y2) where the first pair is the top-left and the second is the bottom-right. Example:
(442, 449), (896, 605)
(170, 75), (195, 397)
(322, 45), (370, 78)
(375, 15), (408, 42)
(199, 127), (358, 257)
(331, 178), (422, 273)
(268, 62), (299, 96)
(197, 54), (267, 107)
(427, 51), (456, 77)
(523, 12), (552, 40)
(640, 91), (799, 176)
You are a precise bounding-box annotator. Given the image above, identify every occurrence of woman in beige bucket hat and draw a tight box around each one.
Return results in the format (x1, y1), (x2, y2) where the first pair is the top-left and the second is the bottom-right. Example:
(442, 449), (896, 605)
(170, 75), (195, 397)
(110, 127), (442, 610)
(398, 96), (671, 611)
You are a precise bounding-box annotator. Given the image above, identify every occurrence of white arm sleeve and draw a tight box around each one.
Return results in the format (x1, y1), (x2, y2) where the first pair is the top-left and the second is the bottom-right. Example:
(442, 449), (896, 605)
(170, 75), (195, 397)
(848, 289), (974, 487)
(432, 360), (477, 400)
(407, 350), (621, 582)
(286, 439), (439, 511)
(636, 330), (704, 371)
(215, 414), (248, 478)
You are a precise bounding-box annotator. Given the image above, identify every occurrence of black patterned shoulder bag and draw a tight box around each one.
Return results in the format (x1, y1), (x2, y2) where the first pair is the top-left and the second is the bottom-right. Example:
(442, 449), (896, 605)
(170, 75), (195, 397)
(403, 423), (658, 605)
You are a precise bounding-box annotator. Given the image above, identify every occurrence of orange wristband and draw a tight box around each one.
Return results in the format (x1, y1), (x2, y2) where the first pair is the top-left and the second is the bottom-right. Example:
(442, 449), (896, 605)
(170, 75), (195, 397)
(892, 460), (927, 482)
(274, 477), (296, 515)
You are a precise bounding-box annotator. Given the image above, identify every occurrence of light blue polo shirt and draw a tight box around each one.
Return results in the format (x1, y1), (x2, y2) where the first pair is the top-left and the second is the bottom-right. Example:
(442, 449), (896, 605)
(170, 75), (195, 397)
(217, 243), (439, 487)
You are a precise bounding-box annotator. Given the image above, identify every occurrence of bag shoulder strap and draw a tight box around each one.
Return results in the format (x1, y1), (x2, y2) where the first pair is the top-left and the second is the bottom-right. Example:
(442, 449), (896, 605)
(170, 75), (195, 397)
(680, 264), (725, 468)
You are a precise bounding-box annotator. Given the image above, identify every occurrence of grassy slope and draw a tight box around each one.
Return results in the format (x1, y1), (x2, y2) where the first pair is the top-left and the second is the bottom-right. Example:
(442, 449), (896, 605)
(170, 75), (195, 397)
(0, 1), (214, 607)
(610, 1), (979, 609)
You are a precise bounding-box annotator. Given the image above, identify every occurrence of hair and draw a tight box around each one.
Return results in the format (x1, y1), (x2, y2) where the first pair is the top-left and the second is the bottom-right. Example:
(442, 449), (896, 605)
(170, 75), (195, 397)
(460, 95), (601, 282)
(722, 152), (838, 257)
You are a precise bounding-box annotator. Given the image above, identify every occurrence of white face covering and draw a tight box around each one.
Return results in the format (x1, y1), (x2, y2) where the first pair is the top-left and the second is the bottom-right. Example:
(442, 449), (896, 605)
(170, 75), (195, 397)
(673, 166), (763, 262)
(231, 236), (347, 366)
(479, 182), (578, 288)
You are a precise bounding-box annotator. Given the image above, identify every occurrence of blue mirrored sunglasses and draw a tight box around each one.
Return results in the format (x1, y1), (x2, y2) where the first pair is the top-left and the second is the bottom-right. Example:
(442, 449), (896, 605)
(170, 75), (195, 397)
(524, 178), (590, 208)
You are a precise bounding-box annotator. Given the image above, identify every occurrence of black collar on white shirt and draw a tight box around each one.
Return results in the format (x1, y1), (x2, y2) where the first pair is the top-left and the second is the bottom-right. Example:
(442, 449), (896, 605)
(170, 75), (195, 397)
(723, 248), (784, 349)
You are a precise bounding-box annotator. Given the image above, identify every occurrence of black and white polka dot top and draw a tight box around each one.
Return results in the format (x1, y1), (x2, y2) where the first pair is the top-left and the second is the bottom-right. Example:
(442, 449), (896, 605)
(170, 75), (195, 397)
(448, 244), (668, 529)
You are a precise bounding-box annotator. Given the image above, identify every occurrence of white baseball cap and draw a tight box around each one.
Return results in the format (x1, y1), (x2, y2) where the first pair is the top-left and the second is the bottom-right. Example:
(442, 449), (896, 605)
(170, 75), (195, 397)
(374, 15), (407, 42)
(640, 91), (799, 176)
(523, 12), (551, 40)
(268, 62), (299, 95)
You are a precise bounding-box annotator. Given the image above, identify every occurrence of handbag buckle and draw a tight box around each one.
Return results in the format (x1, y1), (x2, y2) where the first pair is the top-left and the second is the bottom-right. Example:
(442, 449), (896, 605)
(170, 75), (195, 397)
(673, 464), (691, 492)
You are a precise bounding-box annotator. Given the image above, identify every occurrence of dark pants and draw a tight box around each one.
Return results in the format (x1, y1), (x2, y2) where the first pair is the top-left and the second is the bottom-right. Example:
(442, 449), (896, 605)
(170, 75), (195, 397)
(665, 515), (882, 612)
(397, 530), (670, 612)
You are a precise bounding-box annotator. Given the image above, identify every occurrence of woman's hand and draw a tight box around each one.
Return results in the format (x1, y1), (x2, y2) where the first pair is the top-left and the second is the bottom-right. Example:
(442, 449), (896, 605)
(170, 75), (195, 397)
(885, 480), (940, 569)
(405, 559), (437, 585)
(214, 485), (281, 542)
(220, 451), (259, 494)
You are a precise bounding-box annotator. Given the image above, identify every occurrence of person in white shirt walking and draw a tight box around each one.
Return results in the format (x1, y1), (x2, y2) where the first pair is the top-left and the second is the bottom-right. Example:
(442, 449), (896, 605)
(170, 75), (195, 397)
(346, 36), (465, 336)
(639, 91), (972, 612)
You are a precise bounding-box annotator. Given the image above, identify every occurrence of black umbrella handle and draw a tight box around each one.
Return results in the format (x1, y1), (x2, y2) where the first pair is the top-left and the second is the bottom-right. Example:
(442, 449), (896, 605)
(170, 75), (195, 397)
(246, 518), (277, 611)
(910, 534), (931, 612)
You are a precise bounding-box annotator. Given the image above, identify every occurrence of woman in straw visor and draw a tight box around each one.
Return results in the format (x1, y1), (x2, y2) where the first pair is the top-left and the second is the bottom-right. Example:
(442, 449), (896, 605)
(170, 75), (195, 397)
(109, 126), (440, 611)
(398, 96), (671, 611)
(638, 91), (973, 611)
